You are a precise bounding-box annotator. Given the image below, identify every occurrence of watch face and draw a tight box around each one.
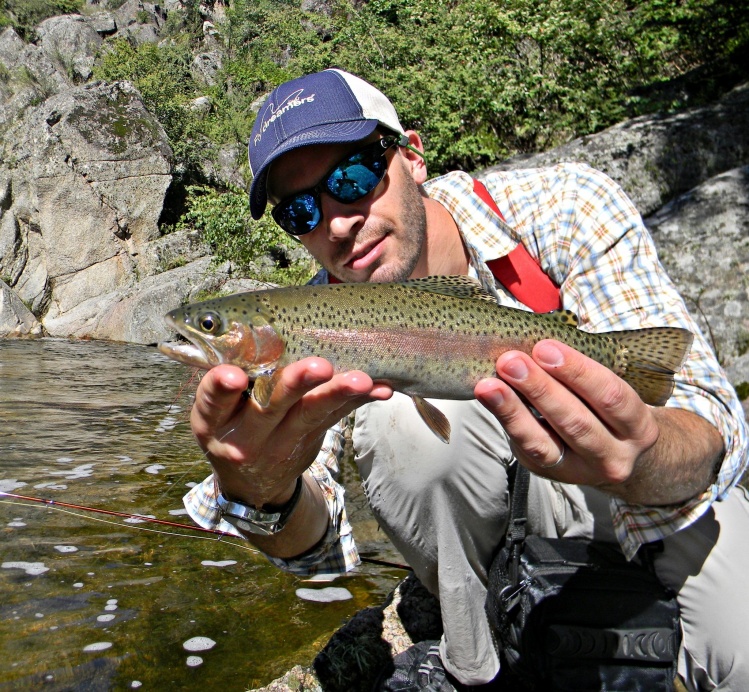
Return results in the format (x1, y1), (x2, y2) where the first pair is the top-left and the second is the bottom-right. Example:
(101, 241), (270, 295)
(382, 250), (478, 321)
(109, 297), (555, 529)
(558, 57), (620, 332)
(232, 517), (275, 536)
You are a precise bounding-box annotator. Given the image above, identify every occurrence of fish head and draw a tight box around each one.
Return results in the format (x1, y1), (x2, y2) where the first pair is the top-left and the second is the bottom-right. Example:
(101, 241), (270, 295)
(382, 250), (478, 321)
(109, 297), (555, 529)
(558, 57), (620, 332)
(158, 295), (286, 377)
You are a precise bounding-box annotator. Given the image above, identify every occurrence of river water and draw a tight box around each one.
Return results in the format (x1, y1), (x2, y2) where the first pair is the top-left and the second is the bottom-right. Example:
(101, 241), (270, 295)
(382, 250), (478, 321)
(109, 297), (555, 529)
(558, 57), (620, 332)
(0, 338), (406, 691)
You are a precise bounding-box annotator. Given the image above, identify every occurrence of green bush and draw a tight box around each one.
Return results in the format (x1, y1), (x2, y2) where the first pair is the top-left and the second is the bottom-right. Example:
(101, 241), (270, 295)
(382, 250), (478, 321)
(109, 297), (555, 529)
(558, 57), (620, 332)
(7, 0), (747, 279)
(0, 0), (82, 38)
(214, 0), (749, 173)
(177, 185), (313, 284)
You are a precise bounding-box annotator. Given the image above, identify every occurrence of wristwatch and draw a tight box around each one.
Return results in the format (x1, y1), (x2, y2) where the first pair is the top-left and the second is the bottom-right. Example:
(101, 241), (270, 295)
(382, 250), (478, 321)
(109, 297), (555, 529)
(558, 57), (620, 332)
(215, 476), (303, 536)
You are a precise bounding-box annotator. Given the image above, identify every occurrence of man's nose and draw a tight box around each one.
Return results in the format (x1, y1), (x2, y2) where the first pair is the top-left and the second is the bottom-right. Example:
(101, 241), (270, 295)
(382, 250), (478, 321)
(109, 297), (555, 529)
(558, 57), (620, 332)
(319, 194), (365, 241)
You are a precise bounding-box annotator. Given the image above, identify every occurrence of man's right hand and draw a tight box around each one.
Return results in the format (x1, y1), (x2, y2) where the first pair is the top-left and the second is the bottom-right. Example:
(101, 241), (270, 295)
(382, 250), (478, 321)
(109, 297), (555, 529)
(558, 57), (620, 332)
(189, 358), (392, 554)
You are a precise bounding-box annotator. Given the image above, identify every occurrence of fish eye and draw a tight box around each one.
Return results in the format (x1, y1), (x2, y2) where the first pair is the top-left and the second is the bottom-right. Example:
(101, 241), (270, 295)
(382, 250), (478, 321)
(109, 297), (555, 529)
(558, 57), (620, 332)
(198, 312), (222, 334)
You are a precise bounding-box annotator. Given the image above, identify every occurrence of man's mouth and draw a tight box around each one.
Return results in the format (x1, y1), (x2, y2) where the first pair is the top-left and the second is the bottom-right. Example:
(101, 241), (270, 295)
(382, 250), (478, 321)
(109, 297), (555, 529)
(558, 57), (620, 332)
(345, 235), (387, 271)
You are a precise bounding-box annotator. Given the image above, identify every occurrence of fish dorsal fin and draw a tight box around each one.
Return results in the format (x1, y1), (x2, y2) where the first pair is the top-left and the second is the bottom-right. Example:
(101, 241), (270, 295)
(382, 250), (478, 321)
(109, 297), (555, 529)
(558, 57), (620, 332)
(539, 309), (579, 327)
(402, 275), (497, 303)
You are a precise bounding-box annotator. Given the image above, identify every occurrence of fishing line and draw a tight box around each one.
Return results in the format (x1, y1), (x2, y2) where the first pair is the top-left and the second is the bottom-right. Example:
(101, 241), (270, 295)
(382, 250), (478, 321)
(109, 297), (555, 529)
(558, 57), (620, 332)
(0, 493), (260, 554)
(0, 493), (410, 570)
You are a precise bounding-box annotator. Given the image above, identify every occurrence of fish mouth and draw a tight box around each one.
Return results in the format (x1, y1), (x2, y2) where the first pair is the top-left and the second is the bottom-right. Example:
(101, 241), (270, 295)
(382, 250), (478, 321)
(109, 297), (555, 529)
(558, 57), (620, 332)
(157, 340), (213, 369)
(159, 312), (222, 369)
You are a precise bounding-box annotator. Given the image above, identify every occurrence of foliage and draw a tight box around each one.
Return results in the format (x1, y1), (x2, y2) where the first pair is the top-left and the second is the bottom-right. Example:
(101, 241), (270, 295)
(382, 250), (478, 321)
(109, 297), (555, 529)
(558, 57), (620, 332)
(0, 0), (82, 38)
(205, 0), (748, 173)
(177, 185), (312, 283)
(6, 0), (747, 280)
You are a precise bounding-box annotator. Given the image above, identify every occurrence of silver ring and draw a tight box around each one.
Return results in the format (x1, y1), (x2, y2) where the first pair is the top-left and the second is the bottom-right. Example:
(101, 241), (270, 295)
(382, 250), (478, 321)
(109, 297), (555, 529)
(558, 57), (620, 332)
(544, 444), (566, 469)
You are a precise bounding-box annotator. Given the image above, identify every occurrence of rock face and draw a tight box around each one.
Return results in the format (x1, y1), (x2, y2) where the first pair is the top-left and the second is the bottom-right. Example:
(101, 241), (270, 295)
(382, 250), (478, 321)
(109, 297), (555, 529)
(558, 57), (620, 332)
(0, 80), (174, 339)
(644, 166), (749, 386)
(483, 82), (749, 218)
(0, 16), (236, 345)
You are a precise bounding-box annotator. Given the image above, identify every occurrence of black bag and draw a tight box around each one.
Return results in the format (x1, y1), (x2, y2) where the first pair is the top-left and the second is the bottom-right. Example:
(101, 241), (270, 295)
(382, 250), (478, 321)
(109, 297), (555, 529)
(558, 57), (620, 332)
(485, 464), (681, 691)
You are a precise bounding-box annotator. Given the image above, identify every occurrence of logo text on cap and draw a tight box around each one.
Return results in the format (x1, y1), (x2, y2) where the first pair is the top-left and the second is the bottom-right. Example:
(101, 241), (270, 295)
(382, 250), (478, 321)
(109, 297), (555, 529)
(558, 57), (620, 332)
(253, 89), (316, 146)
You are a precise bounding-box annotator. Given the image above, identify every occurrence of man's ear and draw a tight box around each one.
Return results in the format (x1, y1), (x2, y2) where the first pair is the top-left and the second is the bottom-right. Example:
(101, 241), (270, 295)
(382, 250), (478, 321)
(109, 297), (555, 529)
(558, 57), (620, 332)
(401, 130), (428, 185)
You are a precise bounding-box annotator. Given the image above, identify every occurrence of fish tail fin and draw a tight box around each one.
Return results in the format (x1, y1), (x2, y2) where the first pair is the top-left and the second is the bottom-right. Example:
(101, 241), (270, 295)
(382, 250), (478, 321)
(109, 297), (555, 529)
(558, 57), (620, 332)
(412, 396), (451, 444)
(613, 327), (694, 406)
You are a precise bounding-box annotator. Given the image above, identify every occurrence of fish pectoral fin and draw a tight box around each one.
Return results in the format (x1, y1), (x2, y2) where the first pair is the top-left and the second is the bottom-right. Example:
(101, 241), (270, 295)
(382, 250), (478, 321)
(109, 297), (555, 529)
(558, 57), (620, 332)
(412, 396), (451, 444)
(251, 371), (281, 408)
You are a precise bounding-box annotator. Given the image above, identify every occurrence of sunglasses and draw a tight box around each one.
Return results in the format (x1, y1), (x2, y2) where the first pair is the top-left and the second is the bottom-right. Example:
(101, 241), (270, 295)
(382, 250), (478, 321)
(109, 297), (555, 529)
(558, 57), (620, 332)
(271, 134), (410, 236)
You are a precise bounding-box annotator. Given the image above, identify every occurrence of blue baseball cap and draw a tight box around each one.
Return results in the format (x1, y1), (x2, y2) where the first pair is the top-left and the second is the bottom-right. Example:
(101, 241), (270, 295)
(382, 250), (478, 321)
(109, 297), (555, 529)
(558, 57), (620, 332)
(248, 69), (405, 219)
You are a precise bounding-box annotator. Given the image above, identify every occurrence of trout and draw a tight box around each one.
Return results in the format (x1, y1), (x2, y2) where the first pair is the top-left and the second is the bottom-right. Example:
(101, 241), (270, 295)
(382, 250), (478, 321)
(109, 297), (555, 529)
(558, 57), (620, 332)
(159, 275), (693, 443)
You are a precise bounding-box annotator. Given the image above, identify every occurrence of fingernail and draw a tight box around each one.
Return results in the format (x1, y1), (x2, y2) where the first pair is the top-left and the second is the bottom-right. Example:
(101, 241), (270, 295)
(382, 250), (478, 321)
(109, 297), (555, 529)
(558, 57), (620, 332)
(502, 357), (528, 381)
(536, 342), (564, 367)
(484, 390), (504, 407)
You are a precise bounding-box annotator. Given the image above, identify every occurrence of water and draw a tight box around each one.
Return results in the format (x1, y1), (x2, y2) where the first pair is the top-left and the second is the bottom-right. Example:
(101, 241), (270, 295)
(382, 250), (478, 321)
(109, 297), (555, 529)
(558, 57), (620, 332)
(0, 338), (406, 690)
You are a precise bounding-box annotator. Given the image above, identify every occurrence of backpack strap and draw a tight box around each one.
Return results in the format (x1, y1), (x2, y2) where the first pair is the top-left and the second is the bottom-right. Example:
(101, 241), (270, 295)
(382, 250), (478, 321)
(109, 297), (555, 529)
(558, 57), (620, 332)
(473, 179), (562, 313)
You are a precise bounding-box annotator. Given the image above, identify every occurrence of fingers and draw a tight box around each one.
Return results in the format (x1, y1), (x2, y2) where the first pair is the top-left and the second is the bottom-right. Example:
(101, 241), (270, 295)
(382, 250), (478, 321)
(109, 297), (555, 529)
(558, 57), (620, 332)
(190, 357), (392, 505)
(475, 341), (660, 485)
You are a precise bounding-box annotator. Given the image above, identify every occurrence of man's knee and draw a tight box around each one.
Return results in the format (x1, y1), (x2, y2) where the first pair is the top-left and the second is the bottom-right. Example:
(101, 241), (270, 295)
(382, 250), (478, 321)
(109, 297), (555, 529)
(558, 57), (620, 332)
(657, 487), (749, 690)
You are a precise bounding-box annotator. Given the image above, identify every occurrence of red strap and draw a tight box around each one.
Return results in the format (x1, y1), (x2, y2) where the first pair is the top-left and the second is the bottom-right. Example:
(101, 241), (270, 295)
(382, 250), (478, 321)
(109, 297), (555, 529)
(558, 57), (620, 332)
(473, 179), (561, 313)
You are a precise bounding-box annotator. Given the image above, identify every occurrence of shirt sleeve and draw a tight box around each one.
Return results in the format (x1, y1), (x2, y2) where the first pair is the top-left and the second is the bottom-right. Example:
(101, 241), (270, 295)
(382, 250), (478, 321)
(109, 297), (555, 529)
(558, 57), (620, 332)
(183, 418), (361, 575)
(484, 163), (749, 559)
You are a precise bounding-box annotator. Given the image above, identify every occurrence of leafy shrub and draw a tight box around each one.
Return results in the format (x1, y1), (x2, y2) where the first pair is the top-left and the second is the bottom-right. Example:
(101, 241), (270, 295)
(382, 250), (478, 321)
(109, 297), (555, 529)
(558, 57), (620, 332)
(0, 0), (82, 38)
(215, 0), (749, 173)
(177, 185), (313, 284)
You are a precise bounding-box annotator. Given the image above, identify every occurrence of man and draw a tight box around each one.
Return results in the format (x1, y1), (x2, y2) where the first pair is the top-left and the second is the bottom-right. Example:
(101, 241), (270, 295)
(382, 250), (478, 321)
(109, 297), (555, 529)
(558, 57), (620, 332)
(184, 69), (749, 690)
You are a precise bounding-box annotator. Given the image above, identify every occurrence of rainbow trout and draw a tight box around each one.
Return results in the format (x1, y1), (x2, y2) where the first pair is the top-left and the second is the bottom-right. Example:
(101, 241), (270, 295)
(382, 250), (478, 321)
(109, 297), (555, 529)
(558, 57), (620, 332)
(159, 276), (693, 443)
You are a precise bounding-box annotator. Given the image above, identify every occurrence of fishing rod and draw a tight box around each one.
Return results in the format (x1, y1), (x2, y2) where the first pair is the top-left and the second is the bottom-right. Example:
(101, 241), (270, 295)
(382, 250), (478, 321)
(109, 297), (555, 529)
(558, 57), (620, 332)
(0, 490), (411, 571)
(0, 490), (232, 535)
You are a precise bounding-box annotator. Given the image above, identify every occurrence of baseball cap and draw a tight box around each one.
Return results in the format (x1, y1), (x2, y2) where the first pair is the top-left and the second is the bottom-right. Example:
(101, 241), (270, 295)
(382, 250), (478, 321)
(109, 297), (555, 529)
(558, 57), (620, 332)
(248, 68), (405, 219)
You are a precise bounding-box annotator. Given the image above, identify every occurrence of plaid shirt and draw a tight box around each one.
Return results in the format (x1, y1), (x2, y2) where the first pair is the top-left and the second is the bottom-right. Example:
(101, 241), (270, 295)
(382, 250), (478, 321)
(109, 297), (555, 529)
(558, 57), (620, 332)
(184, 163), (748, 566)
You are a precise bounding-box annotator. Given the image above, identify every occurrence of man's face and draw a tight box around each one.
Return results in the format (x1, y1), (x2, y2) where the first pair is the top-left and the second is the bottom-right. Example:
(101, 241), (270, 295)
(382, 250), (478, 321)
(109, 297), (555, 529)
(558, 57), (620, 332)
(267, 136), (428, 283)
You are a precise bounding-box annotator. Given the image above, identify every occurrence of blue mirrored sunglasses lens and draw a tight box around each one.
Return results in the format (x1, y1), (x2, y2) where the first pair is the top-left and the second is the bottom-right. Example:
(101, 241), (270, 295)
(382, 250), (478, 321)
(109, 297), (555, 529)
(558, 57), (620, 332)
(326, 156), (385, 202)
(275, 193), (321, 235)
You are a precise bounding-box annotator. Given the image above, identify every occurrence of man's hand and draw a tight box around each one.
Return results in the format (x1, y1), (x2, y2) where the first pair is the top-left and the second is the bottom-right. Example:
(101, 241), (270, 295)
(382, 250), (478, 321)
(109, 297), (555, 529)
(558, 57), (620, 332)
(475, 340), (722, 505)
(190, 358), (392, 556)
(191, 357), (392, 507)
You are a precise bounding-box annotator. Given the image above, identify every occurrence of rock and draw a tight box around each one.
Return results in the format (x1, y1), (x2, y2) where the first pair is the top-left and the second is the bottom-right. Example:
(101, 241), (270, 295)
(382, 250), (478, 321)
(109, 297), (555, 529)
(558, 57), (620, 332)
(35, 15), (103, 82)
(250, 574), (443, 692)
(644, 165), (749, 383)
(0, 280), (43, 337)
(0, 27), (70, 131)
(86, 11), (118, 36)
(482, 82), (749, 217)
(191, 51), (222, 86)
(189, 96), (212, 115)
(199, 143), (246, 188)
(0, 80), (173, 338)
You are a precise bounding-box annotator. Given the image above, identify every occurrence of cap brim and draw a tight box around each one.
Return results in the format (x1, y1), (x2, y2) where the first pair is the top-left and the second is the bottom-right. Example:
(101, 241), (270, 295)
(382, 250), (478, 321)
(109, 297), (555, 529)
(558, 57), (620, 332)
(249, 120), (380, 219)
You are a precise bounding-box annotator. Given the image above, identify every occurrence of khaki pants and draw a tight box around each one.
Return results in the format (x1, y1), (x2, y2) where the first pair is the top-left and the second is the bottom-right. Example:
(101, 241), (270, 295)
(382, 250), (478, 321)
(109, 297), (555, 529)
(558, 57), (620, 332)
(353, 394), (749, 690)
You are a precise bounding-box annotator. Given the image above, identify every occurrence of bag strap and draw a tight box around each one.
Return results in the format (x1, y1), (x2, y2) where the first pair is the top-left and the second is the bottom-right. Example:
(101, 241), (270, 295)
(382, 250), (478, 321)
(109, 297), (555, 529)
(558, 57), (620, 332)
(505, 463), (531, 584)
(473, 179), (562, 313)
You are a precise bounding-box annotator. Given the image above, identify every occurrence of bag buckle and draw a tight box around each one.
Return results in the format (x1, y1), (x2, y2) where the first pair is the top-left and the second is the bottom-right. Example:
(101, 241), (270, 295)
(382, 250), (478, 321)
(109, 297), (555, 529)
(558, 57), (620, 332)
(499, 578), (530, 611)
